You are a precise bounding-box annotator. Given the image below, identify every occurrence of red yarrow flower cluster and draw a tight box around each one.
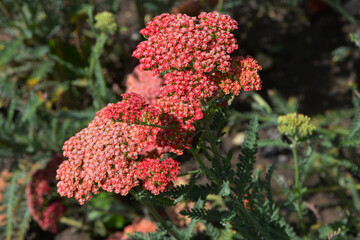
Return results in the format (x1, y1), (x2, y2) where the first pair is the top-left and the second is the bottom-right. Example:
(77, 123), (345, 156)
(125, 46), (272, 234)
(158, 70), (218, 130)
(137, 158), (180, 194)
(57, 11), (262, 205)
(57, 93), (182, 204)
(215, 56), (262, 96)
(134, 12), (261, 123)
(27, 154), (65, 233)
(132, 12), (238, 74)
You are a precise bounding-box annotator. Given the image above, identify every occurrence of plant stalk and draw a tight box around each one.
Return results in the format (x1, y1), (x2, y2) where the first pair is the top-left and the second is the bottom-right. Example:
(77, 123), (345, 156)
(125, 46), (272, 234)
(204, 124), (222, 171)
(60, 216), (90, 230)
(190, 147), (221, 186)
(292, 141), (308, 238)
(306, 184), (360, 194)
(0, 1), (11, 19)
(235, 199), (273, 240)
(323, 0), (360, 27)
(130, 190), (183, 240)
(134, 0), (145, 29)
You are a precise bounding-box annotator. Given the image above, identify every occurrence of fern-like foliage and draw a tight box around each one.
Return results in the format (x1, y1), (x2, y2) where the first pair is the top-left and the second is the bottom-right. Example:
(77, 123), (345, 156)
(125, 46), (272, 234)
(0, 170), (31, 240)
(231, 171), (298, 240)
(342, 97), (360, 146)
(136, 191), (175, 207)
(204, 222), (235, 240)
(165, 183), (219, 202)
(130, 230), (173, 240)
(234, 117), (259, 193)
(265, 164), (275, 205)
(180, 208), (236, 224)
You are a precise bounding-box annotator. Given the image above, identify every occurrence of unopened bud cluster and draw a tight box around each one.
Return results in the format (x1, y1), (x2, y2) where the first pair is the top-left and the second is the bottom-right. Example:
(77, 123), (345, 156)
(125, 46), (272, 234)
(278, 113), (316, 141)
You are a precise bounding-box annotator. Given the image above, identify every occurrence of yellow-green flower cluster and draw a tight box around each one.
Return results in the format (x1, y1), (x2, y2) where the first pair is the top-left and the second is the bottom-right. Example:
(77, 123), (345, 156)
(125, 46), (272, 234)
(277, 113), (316, 141)
(94, 11), (117, 34)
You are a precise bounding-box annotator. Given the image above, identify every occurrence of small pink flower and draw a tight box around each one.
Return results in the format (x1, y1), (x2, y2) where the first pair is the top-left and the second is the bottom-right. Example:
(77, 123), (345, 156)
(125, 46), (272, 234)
(215, 56), (262, 95)
(39, 202), (65, 233)
(27, 155), (65, 233)
(126, 65), (163, 105)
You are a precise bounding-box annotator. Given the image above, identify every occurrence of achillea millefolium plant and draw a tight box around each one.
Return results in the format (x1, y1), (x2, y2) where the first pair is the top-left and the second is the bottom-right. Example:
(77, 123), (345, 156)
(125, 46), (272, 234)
(55, 11), (327, 240)
(56, 11), (262, 205)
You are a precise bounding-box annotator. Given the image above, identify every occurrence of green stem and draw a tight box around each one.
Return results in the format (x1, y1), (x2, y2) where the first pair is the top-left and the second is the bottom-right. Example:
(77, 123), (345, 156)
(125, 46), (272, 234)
(204, 124), (222, 171)
(6, 171), (18, 240)
(87, 6), (98, 38)
(216, 0), (224, 13)
(235, 199), (273, 240)
(0, 1), (11, 19)
(60, 216), (90, 230)
(130, 190), (182, 240)
(293, 142), (300, 195)
(178, 170), (202, 177)
(306, 184), (360, 194)
(13, 0), (32, 31)
(135, 121), (173, 130)
(134, 0), (145, 29)
(202, 96), (223, 171)
(292, 141), (308, 238)
(39, 0), (50, 19)
(190, 147), (221, 185)
(201, 0), (211, 11)
(323, 0), (360, 27)
(112, 118), (173, 130)
(18, 207), (30, 240)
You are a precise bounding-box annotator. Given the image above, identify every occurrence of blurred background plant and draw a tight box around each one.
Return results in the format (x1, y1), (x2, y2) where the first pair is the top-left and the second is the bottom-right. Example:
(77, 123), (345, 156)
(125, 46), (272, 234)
(0, 0), (359, 239)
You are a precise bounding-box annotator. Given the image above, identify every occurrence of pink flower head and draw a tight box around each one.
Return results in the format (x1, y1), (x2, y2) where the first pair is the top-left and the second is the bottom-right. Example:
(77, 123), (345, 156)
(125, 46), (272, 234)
(133, 12), (238, 74)
(126, 65), (163, 105)
(39, 202), (65, 233)
(137, 157), (181, 194)
(235, 56), (262, 92)
(26, 155), (65, 233)
(103, 92), (160, 124)
(215, 56), (262, 95)
(57, 93), (183, 204)
(158, 70), (218, 128)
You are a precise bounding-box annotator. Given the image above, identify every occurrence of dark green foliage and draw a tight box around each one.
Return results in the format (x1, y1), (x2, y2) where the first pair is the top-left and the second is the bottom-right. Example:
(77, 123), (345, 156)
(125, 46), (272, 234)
(130, 230), (173, 240)
(0, 2), (359, 239)
(165, 183), (219, 202)
(265, 164), (275, 205)
(211, 109), (228, 137)
(0, 0), (122, 163)
(204, 222), (222, 239)
(136, 191), (175, 207)
(234, 117), (259, 193)
(136, 0), (177, 14)
(0, 169), (31, 240)
(0, 39), (23, 65)
(342, 97), (360, 146)
(180, 208), (236, 224)
(169, 118), (298, 240)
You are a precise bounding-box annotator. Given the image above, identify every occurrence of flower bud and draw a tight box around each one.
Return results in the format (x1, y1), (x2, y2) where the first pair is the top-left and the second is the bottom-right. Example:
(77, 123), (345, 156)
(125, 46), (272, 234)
(95, 11), (117, 34)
